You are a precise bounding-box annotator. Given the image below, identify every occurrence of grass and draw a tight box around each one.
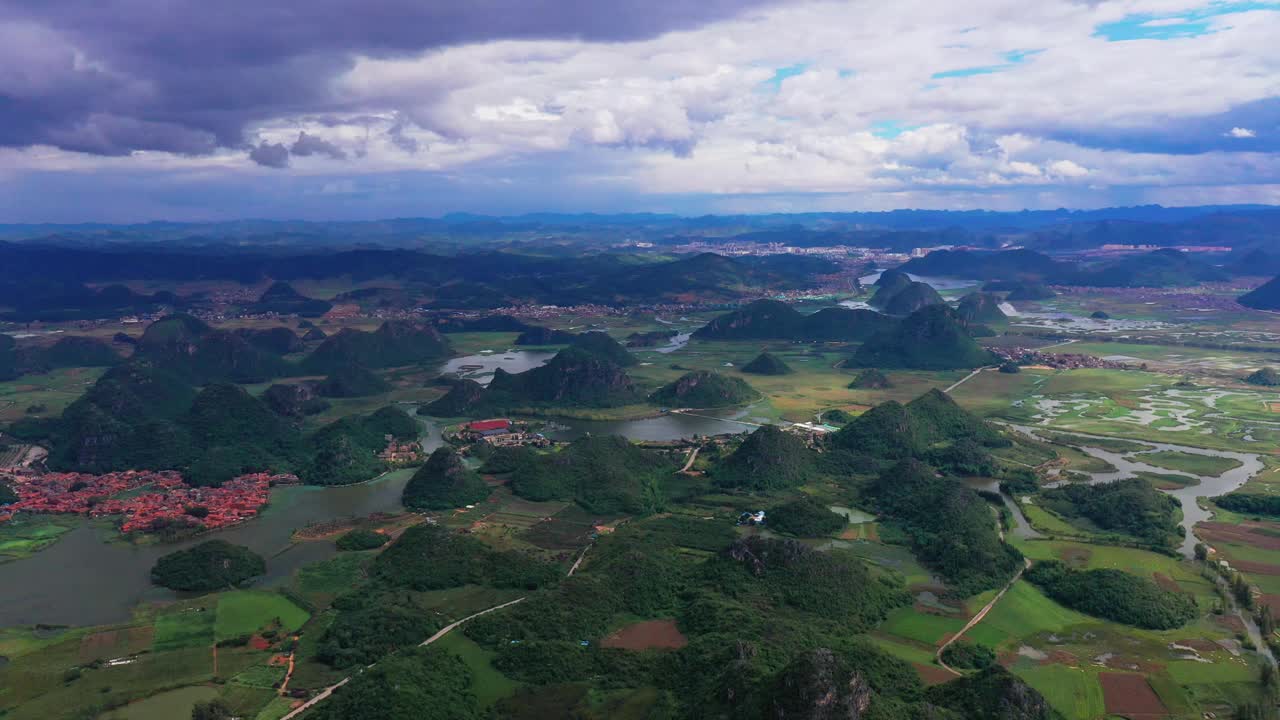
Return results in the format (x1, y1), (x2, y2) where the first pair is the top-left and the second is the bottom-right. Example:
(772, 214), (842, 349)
(290, 553), (371, 608)
(99, 685), (220, 720)
(230, 663), (287, 689)
(0, 367), (107, 423)
(153, 609), (216, 652)
(1139, 450), (1243, 477)
(963, 581), (1091, 649)
(880, 607), (965, 647)
(0, 515), (79, 562)
(214, 591), (310, 642)
(431, 632), (521, 707)
(1012, 665), (1105, 720)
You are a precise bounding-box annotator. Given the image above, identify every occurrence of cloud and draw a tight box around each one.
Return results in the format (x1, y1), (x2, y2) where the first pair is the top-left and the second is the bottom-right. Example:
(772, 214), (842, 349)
(2, 0), (1280, 220)
(1227, 126), (1257, 138)
(249, 141), (290, 169)
(290, 131), (346, 159)
(0, 0), (778, 157)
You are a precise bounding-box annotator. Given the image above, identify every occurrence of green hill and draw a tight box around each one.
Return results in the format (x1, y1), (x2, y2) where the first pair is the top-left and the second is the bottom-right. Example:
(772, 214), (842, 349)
(262, 383), (329, 417)
(848, 369), (891, 389)
(509, 435), (673, 514)
(650, 370), (759, 408)
(1040, 477), (1181, 548)
(845, 305), (996, 370)
(768, 497), (846, 537)
(1026, 561), (1197, 629)
(31, 336), (122, 369)
(1005, 282), (1056, 301)
(421, 379), (487, 416)
(712, 424), (814, 491)
(1082, 249), (1228, 288)
(402, 447), (491, 511)
(303, 320), (451, 373)
(741, 351), (792, 375)
(879, 281), (945, 315)
(830, 389), (1006, 473)
(251, 281), (332, 317)
(1239, 275), (1280, 310)
(925, 667), (1060, 720)
(236, 326), (305, 354)
(485, 347), (641, 409)
(867, 459), (1023, 595)
(182, 383), (307, 486)
(134, 314), (292, 383)
(899, 248), (1066, 281)
(694, 299), (894, 342)
(150, 540), (266, 592)
(314, 365), (391, 398)
(955, 292), (1007, 325)
(515, 326), (576, 345)
(1245, 367), (1280, 386)
(302, 407), (418, 486)
(569, 331), (636, 366)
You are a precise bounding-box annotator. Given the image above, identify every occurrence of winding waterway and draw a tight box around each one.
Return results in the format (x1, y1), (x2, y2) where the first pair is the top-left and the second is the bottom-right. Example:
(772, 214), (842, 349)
(1005, 424), (1263, 557)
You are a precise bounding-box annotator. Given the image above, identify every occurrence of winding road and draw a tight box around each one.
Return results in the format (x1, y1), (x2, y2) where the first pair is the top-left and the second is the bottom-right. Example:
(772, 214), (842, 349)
(934, 558), (1032, 676)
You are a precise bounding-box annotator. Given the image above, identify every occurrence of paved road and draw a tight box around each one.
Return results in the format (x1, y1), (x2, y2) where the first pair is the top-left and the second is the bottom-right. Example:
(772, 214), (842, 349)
(678, 445), (702, 473)
(944, 367), (991, 394)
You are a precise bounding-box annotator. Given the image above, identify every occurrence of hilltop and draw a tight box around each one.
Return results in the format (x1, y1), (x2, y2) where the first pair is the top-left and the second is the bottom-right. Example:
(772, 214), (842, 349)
(1245, 367), (1280, 386)
(955, 292), (1008, 325)
(250, 281), (332, 317)
(649, 370), (759, 408)
(1239, 275), (1280, 310)
(711, 424), (814, 491)
(694, 299), (894, 341)
(876, 280), (946, 316)
(303, 320), (451, 373)
(235, 326), (305, 354)
(509, 435), (673, 514)
(515, 325), (576, 345)
(568, 331), (636, 366)
(845, 305), (996, 370)
(898, 248), (1066, 281)
(741, 351), (792, 375)
(1080, 249), (1228, 288)
(134, 314), (292, 383)
(847, 368), (892, 389)
(314, 365), (391, 398)
(421, 379), (487, 416)
(436, 347), (642, 412)
(829, 389), (1007, 473)
(402, 447), (490, 511)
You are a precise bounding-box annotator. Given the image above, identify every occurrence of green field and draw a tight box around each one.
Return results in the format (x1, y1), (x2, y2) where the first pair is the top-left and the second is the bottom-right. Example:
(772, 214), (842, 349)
(1012, 664), (1105, 720)
(100, 685), (220, 720)
(153, 608), (216, 651)
(0, 367), (107, 423)
(0, 516), (78, 562)
(1138, 450), (1243, 477)
(214, 591), (310, 641)
(431, 632), (521, 707)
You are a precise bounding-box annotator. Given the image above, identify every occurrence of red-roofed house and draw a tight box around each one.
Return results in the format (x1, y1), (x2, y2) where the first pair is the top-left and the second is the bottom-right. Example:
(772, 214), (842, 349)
(468, 419), (511, 432)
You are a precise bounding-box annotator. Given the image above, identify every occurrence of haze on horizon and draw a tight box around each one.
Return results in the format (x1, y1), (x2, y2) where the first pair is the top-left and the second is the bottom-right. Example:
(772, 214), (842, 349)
(1, 0), (1278, 223)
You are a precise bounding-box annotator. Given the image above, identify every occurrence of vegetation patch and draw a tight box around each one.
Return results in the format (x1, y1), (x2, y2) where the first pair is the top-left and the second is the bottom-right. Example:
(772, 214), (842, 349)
(1024, 560), (1198, 630)
(150, 540), (266, 592)
(214, 591), (310, 642)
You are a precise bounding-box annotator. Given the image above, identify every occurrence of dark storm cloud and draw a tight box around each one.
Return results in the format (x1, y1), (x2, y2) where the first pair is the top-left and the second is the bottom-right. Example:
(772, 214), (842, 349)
(249, 141), (290, 168)
(290, 131), (346, 160)
(0, 0), (781, 156)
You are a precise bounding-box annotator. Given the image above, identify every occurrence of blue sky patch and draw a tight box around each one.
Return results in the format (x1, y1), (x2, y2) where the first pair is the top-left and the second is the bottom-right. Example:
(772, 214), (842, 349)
(1094, 1), (1280, 41)
(931, 49), (1042, 80)
(761, 63), (810, 91)
(870, 120), (921, 139)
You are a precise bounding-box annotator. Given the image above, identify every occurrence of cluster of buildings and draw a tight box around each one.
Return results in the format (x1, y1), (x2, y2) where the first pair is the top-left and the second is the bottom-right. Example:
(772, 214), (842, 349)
(0, 469), (298, 533)
(990, 347), (1129, 371)
(457, 419), (550, 448)
(378, 436), (423, 465)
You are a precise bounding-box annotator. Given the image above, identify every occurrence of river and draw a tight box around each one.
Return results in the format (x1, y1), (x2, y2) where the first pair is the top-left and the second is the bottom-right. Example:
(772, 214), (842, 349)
(1005, 425), (1262, 557)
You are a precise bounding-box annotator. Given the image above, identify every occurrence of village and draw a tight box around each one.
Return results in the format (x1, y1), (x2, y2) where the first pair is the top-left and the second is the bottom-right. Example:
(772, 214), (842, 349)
(0, 468), (296, 533)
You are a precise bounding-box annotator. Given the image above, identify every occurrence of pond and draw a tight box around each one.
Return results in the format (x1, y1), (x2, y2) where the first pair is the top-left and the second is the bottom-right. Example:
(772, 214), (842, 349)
(0, 420), (444, 628)
(438, 350), (556, 385)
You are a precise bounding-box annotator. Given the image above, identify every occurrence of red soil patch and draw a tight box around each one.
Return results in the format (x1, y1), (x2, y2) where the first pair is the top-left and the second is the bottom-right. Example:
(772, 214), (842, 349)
(1224, 559), (1280, 576)
(1213, 614), (1246, 633)
(1153, 573), (1182, 593)
(1046, 650), (1078, 666)
(912, 662), (956, 686)
(1058, 546), (1092, 568)
(249, 635), (272, 651)
(1258, 595), (1280, 613)
(1174, 639), (1219, 653)
(1198, 522), (1280, 552)
(601, 619), (688, 651)
(1100, 673), (1168, 719)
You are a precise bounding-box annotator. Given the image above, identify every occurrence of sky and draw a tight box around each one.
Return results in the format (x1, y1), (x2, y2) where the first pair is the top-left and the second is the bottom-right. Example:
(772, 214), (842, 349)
(1, 0), (1279, 222)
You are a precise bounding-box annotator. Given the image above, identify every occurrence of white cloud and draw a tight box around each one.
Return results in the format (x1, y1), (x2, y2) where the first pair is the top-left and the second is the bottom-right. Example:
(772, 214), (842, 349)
(1226, 126), (1257, 138)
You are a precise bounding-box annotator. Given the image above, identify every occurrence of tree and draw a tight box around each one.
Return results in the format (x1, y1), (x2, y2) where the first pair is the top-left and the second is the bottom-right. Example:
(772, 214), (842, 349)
(192, 699), (233, 720)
